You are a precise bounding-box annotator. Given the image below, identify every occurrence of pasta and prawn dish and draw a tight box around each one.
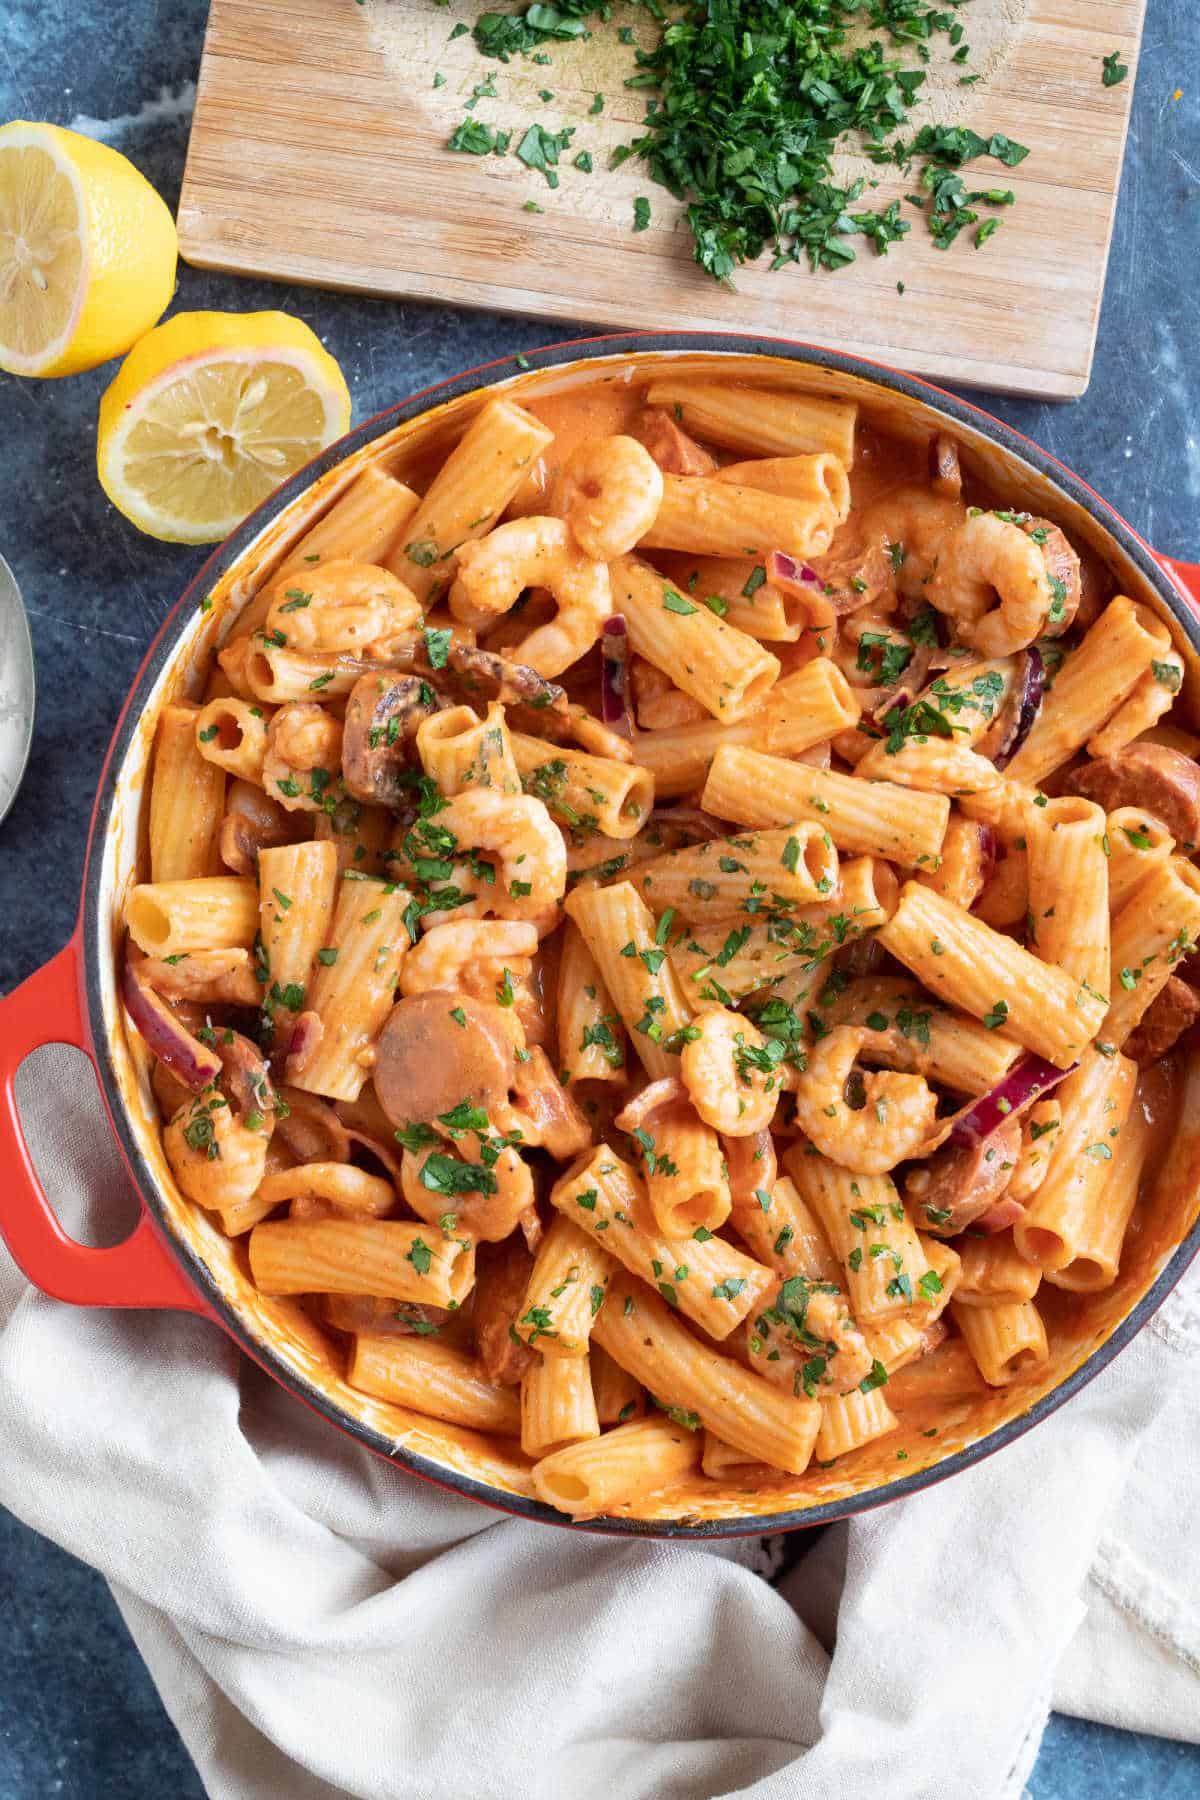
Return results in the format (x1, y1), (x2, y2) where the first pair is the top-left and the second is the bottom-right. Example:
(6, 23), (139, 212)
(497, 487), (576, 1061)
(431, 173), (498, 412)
(119, 371), (1200, 1520)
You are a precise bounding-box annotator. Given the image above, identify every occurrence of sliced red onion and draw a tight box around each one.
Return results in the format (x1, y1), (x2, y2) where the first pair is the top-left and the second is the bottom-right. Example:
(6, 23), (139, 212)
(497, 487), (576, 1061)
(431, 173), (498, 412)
(772, 551), (820, 586)
(947, 1052), (1076, 1148)
(768, 552), (836, 627)
(976, 822), (997, 892)
(286, 1010), (323, 1070)
(600, 613), (631, 735)
(991, 646), (1044, 771)
(121, 962), (221, 1092)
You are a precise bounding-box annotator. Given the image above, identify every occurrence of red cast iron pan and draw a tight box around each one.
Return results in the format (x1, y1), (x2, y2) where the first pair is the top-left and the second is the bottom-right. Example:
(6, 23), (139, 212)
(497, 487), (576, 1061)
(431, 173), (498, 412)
(1, 330), (1198, 1537)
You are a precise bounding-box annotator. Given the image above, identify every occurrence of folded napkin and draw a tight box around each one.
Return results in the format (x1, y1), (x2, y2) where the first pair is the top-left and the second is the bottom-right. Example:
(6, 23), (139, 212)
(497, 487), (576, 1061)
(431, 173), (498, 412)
(2, 1044), (1197, 1800)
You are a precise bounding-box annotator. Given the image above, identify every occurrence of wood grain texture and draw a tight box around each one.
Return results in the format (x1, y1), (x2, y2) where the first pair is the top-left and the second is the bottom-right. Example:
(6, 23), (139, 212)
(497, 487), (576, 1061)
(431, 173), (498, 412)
(177, 0), (1145, 398)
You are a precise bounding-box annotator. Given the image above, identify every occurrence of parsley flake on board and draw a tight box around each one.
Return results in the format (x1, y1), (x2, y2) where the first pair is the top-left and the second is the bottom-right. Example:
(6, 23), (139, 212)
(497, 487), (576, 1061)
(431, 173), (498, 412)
(459, 0), (1025, 283)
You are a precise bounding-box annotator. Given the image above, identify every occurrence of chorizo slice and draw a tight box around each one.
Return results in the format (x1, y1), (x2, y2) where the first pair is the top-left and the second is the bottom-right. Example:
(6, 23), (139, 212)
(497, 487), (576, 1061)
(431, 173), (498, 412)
(372, 990), (517, 1129)
(1066, 743), (1200, 849)
(631, 405), (717, 477)
(903, 1114), (1022, 1237)
(1017, 518), (1081, 636)
(1124, 975), (1200, 1064)
(473, 1236), (538, 1386)
(342, 672), (442, 806)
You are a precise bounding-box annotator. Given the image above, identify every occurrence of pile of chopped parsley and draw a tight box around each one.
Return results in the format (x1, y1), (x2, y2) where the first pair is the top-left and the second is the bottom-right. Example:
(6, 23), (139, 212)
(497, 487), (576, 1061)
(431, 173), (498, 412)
(441, 0), (1039, 282)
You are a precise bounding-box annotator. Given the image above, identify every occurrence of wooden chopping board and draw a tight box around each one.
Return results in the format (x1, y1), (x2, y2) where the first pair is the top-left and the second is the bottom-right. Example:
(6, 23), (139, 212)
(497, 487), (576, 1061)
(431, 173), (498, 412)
(177, 0), (1145, 398)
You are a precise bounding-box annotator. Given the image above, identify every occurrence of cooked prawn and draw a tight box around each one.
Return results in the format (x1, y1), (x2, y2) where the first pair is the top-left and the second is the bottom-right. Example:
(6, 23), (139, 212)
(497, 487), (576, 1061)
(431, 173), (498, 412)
(164, 1032), (277, 1209)
(138, 948), (260, 1007)
(927, 511), (1066, 656)
(400, 918), (543, 1040)
(792, 1026), (937, 1174)
(400, 1141), (536, 1243)
(449, 517), (612, 679)
(263, 703), (344, 813)
(420, 787), (567, 924)
(556, 434), (665, 559)
(680, 1005), (794, 1137)
(859, 486), (968, 600)
(265, 557), (422, 657)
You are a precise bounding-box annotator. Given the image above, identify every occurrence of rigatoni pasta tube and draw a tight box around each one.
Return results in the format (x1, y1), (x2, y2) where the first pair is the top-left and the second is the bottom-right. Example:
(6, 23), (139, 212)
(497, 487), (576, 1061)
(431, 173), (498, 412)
(642, 380), (857, 463)
(1026, 795), (1110, 999)
(194, 696), (272, 783)
(639, 1103), (731, 1238)
(825, 976), (1021, 1094)
(668, 860), (897, 1006)
(549, 1144), (773, 1339)
(556, 923), (626, 1084)
(286, 874), (413, 1102)
(659, 555), (815, 642)
(1006, 597), (1170, 785)
(813, 1387), (898, 1462)
(954, 1233), (1042, 1307)
(1047, 1095), (1152, 1293)
(242, 640), (380, 705)
(950, 1299), (1049, 1387)
(276, 464), (419, 581)
(701, 1433), (764, 1479)
(515, 1216), (617, 1354)
(1013, 1048), (1137, 1272)
(126, 877), (258, 958)
(417, 702), (521, 797)
(1103, 857), (1200, 1047)
(635, 659), (858, 798)
(638, 474), (835, 561)
(510, 733), (654, 840)
(248, 1217), (474, 1306)
(784, 1150), (931, 1324)
(564, 881), (692, 1080)
(593, 1272), (822, 1476)
(590, 1344), (644, 1425)
(148, 704), (226, 882)
(386, 399), (554, 602)
(1106, 807), (1175, 912)
(632, 825), (837, 921)
(715, 452), (851, 522)
(520, 1351), (599, 1457)
(610, 556), (780, 725)
(347, 1333), (520, 1435)
(729, 1175), (841, 1285)
(876, 881), (1106, 1068)
(257, 841), (339, 1049)
(532, 1416), (700, 1516)
(702, 745), (949, 868)
(860, 1316), (926, 1378)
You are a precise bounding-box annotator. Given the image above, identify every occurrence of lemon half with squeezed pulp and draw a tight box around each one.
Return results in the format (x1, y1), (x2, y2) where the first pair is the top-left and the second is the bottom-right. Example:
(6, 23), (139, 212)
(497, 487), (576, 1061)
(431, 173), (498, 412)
(0, 119), (177, 377)
(97, 311), (353, 543)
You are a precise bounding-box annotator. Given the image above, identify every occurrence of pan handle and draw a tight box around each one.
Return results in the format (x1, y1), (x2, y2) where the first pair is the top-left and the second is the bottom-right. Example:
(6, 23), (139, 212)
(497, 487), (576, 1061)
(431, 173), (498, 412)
(0, 934), (210, 1313)
(1155, 554), (1200, 619)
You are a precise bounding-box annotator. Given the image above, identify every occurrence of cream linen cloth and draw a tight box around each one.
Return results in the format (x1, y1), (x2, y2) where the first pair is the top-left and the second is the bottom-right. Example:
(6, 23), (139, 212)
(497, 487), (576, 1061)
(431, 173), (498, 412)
(1, 1045), (1198, 1800)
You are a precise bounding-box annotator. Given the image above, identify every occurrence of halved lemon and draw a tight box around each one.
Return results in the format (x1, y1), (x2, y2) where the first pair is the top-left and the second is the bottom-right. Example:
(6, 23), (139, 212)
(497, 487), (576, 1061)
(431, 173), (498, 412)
(96, 311), (353, 543)
(0, 120), (177, 378)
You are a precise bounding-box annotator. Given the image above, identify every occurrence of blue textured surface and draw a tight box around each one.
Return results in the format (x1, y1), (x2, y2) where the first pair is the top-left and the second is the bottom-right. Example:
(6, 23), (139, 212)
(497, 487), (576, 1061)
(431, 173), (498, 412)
(1, 0), (1198, 1795)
